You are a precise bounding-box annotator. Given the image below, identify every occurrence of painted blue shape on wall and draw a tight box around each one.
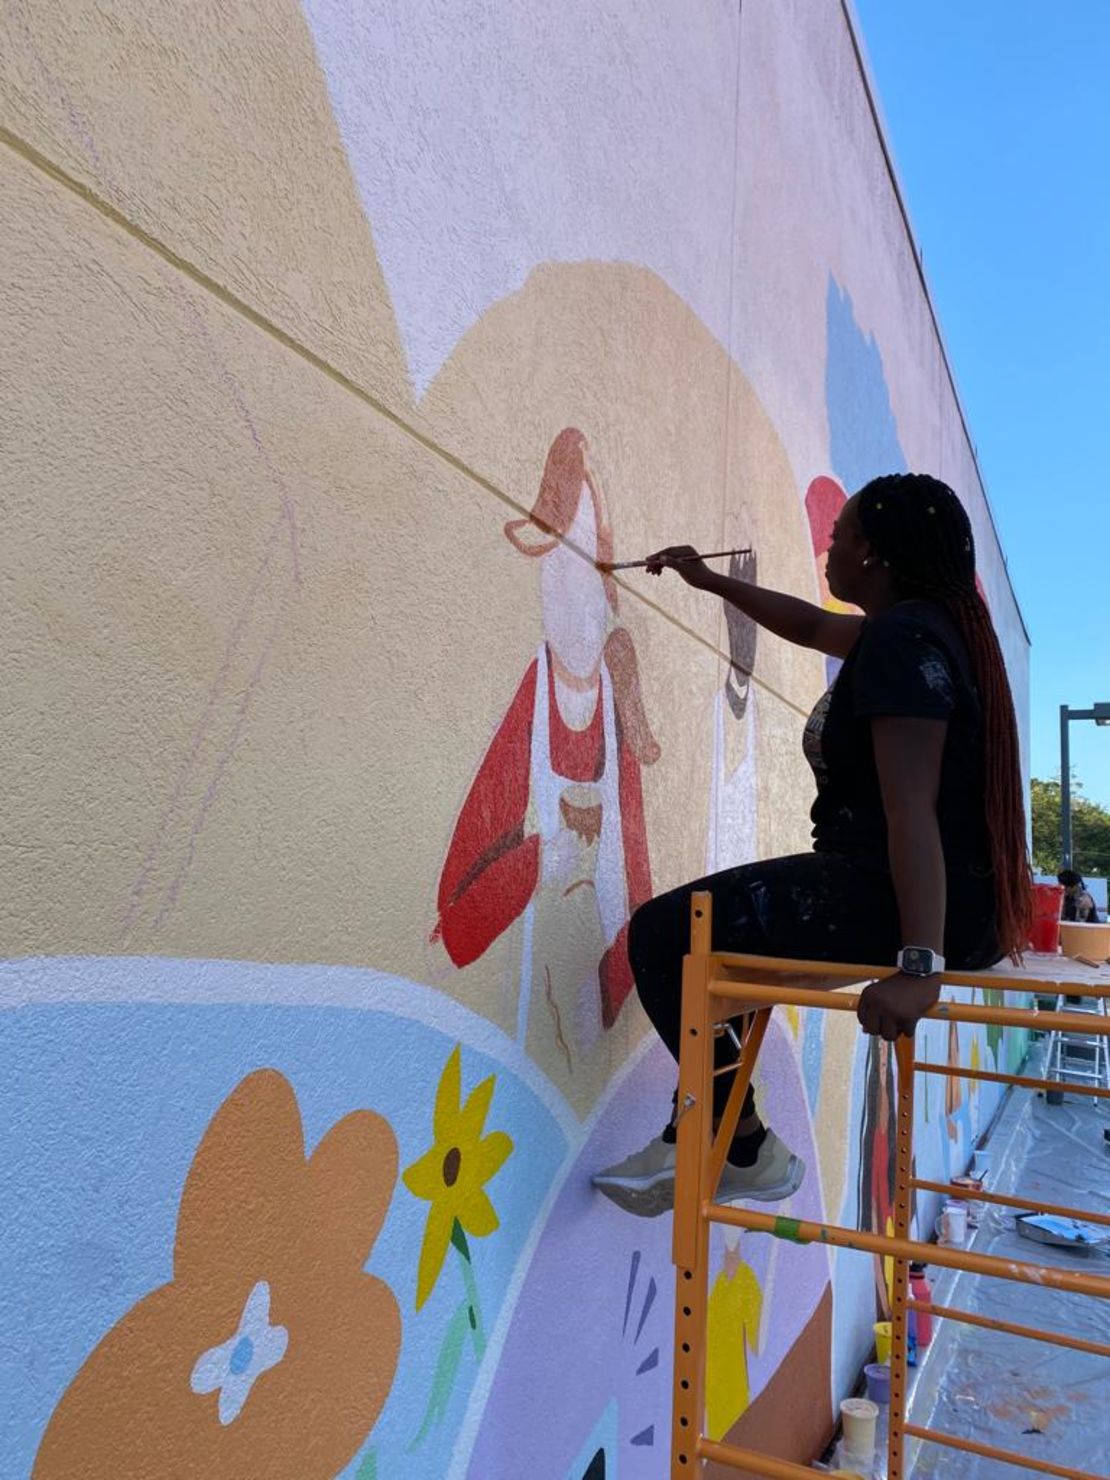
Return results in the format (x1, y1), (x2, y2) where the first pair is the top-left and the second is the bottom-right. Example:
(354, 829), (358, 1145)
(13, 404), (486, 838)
(801, 1007), (825, 1113)
(0, 999), (567, 1480)
(621, 1249), (641, 1336)
(825, 276), (907, 492)
(565, 1399), (619, 1479)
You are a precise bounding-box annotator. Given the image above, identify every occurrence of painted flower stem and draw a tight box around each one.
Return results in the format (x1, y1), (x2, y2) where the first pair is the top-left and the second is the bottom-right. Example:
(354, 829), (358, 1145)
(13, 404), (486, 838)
(451, 1220), (486, 1358)
(408, 1222), (489, 1450)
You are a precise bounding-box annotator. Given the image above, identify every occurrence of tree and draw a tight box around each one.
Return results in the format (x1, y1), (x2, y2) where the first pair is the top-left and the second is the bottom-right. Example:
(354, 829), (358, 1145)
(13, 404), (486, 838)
(1030, 776), (1110, 877)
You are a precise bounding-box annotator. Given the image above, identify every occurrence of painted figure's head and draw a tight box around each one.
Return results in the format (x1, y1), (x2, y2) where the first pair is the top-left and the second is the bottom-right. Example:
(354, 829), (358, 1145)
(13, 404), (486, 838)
(505, 428), (615, 680)
(503, 429), (660, 766)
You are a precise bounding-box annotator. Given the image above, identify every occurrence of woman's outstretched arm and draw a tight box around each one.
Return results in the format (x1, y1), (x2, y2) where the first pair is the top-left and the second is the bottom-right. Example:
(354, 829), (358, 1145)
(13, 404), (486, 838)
(646, 545), (862, 658)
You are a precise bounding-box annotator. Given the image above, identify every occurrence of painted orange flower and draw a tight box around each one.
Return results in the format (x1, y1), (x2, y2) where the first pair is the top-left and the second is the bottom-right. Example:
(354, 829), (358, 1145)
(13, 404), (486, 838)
(403, 1045), (513, 1309)
(34, 1071), (401, 1480)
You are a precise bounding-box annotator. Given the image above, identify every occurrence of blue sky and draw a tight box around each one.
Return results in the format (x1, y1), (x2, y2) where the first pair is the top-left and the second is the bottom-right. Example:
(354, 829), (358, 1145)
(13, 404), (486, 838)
(853, 0), (1110, 808)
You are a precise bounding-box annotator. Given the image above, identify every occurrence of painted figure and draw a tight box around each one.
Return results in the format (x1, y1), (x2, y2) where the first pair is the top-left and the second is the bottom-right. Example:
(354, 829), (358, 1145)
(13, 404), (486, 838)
(705, 545), (760, 873)
(434, 429), (658, 1110)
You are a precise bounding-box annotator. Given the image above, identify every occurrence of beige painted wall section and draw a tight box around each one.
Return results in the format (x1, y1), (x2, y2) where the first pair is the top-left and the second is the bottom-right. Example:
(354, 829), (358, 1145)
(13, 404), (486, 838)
(0, 134), (824, 1016)
(1, 0), (825, 704)
(0, 0), (409, 411)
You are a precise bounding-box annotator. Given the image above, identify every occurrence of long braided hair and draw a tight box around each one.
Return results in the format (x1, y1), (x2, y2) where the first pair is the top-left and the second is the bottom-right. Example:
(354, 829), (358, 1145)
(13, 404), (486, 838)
(856, 473), (1032, 960)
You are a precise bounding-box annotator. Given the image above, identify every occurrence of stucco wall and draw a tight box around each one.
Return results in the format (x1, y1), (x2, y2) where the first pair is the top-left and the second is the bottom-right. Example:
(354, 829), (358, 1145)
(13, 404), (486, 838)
(1, 2), (1030, 1476)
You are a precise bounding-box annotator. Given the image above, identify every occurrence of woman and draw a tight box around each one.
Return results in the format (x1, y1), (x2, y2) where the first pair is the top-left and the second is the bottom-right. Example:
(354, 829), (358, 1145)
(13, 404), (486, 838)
(594, 473), (1032, 1216)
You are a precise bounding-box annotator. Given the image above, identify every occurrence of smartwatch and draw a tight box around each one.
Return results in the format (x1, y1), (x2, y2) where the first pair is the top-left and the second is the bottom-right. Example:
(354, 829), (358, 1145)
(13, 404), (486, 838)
(897, 947), (945, 978)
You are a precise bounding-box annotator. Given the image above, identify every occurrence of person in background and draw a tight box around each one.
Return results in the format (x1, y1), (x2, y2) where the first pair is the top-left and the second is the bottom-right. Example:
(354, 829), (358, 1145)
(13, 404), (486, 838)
(1058, 868), (1100, 923)
(593, 473), (1032, 1217)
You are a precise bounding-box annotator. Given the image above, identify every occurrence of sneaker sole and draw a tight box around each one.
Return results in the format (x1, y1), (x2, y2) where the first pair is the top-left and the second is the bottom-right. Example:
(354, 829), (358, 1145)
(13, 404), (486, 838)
(592, 1153), (806, 1217)
(715, 1154), (806, 1207)
(592, 1173), (675, 1218)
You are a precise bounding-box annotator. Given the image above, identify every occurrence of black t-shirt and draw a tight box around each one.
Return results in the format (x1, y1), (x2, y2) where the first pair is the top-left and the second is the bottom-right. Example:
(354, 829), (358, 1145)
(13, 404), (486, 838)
(805, 599), (990, 866)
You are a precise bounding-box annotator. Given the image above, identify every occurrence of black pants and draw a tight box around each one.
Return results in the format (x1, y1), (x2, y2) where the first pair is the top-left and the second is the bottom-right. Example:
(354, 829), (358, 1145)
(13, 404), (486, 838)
(628, 850), (1000, 1123)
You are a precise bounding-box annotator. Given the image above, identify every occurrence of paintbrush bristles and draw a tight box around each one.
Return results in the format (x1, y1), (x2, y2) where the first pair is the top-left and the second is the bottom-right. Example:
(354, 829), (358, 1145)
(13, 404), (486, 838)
(597, 546), (753, 573)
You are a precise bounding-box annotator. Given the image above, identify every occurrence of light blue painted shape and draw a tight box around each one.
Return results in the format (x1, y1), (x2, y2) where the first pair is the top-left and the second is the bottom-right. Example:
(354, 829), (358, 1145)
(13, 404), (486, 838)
(564, 1398), (619, 1479)
(825, 275), (907, 493)
(801, 1007), (825, 1112)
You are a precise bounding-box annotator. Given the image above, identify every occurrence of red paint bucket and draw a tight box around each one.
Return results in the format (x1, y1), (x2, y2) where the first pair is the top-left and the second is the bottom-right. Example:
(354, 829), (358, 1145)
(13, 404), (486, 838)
(1029, 882), (1065, 953)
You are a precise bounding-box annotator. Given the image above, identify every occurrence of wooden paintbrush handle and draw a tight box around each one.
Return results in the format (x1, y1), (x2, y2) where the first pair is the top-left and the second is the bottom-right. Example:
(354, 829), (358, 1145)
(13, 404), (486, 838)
(602, 546), (752, 572)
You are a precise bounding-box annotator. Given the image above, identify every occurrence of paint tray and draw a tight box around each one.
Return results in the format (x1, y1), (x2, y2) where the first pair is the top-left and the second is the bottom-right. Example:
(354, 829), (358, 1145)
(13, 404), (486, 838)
(1015, 1212), (1110, 1249)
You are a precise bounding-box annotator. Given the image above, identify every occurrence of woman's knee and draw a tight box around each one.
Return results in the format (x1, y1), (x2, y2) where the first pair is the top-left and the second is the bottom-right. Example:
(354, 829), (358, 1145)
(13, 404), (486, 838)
(627, 897), (658, 978)
(628, 889), (687, 983)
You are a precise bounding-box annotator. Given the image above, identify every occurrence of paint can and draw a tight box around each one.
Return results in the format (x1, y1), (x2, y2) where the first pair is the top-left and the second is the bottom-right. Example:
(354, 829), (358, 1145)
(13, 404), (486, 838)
(935, 1201), (969, 1247)
(837, 1398), (878, 1478)
(864, 1362), (891, 1405)
(873, 1320), (892, 1364)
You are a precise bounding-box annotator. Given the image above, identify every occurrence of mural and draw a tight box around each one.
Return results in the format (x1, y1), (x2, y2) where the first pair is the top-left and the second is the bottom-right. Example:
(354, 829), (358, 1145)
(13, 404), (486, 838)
(33, 1069), (401, 1479)
(0, 974), (569, 1479)
(403, 1045), (513, 1444)
(434, 428), (657, 1113)
(705, 544), (761, 873)
(1, 2), (1030, 1477)
(461, 1020), (831, 1478)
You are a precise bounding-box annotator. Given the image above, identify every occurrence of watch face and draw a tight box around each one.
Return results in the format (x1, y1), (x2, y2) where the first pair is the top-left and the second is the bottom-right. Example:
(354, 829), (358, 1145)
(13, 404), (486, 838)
(901, 948), (934, 975)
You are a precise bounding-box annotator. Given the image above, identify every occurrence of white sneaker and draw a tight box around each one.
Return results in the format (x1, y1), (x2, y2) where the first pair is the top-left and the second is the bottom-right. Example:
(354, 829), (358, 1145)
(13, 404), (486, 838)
(592, 1128), (805, 1218)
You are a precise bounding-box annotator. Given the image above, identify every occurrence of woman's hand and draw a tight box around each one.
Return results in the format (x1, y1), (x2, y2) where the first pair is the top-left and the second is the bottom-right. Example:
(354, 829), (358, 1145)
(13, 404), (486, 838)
(857, 972), (942, 1041)
(644, 545), (712, 588)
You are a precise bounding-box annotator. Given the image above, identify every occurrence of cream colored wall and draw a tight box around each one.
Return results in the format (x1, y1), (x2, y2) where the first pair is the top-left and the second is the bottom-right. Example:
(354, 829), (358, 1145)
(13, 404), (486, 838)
(2, 2), (822, 980)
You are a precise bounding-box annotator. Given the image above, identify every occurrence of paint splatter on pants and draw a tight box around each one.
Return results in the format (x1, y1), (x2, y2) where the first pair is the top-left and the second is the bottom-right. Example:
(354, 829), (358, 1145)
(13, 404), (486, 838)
(628, 850), (999, 1123)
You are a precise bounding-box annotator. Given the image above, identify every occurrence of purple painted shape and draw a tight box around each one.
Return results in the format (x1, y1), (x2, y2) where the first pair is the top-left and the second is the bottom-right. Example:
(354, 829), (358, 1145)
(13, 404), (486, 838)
(633, 1275), (657, 1345)
(465, 1045), (675, 1479)
(621, 1248), (641, 1337)
(465, 1026), (829, 1478)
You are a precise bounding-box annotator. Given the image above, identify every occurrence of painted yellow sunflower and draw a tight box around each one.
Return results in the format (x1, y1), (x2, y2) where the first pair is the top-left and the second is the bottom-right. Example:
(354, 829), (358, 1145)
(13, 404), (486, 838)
(403, 1045), (513, 1310)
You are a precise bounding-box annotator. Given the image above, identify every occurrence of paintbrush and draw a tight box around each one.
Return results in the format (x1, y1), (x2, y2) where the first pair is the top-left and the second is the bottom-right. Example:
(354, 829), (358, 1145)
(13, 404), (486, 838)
(597, 546), (753, 573)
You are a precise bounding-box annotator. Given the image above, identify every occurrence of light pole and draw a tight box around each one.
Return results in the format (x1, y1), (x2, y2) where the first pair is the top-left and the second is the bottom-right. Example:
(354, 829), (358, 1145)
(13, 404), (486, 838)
(1059, 702), (1110, 868)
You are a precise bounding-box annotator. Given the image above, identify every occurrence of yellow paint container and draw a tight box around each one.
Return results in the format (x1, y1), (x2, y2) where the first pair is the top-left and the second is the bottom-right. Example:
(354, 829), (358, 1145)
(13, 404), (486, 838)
(873, 1320), (892, 1364)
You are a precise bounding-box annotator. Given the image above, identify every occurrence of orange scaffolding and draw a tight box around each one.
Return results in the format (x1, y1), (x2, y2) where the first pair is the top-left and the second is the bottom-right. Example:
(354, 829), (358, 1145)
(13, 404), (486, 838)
(671, 891), (1110, 1480)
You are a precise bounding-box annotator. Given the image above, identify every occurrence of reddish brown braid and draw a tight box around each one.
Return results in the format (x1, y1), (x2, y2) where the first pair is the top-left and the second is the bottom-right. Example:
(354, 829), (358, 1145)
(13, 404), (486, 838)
(857, 474), (1032, 960)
